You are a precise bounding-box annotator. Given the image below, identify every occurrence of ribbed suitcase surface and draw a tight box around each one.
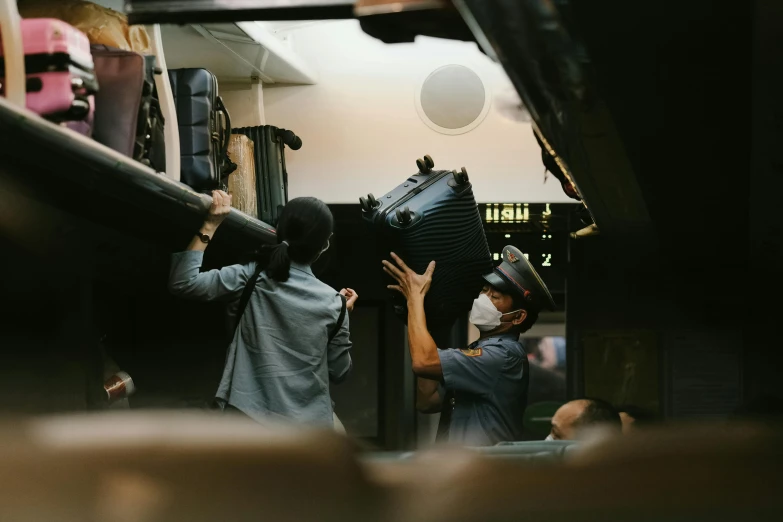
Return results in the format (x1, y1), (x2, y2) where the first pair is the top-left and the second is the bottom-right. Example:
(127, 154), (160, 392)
(361, 155), (492, 329)
(234, 125), (301, 226)
(169, 68), (234, 191)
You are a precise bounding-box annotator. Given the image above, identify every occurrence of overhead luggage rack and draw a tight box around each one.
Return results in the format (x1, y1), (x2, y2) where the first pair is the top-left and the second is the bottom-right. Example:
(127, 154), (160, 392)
(0, 97), (277, 251)
(160, 21), (319, 85)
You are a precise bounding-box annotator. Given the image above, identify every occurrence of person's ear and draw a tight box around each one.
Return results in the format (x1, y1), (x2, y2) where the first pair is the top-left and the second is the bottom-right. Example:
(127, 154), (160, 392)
(511, 309), (527, 326)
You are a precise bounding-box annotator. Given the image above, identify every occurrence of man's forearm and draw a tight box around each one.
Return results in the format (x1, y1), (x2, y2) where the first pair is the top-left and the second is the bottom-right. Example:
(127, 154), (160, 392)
(186, 222), (218, 253)
(407, 297), (442, 378)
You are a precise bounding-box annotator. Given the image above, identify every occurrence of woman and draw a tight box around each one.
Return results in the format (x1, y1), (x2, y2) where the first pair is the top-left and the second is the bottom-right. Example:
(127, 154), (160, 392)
(169, 191), (358, 427)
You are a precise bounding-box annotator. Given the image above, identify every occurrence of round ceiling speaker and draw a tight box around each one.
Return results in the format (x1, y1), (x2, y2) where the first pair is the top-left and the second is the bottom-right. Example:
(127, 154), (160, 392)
(416, 64), (491, 135)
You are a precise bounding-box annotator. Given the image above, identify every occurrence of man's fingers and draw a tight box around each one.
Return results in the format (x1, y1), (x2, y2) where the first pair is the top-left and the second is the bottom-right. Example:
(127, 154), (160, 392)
(389, 252), (411, 272)
(382, 260), (405, 281)
(387, 285), (403, 294)
(424, 260), (436, 277)
(382, 266), (403, 284)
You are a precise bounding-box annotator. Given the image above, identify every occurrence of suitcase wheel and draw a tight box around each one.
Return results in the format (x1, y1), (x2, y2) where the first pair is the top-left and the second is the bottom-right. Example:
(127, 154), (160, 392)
(395, 206), (413, 226)
(452, 167), (470, 186)
(416, 154), (435, 174)
(360, 193), (379, 213)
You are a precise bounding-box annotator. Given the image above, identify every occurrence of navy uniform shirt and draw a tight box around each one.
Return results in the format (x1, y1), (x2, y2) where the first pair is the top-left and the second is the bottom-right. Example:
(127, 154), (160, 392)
(437, 332), (529, 446)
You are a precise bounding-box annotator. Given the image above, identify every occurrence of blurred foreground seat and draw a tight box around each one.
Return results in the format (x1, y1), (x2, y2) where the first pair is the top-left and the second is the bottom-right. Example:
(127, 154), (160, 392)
(369, 423), (783, 522)
(0, 411), (385, 522)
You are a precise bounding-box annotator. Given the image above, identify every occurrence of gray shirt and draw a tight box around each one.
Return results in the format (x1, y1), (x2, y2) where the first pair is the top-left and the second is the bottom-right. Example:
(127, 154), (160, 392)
(169, 251), (352, 426)
(438, 332), (529, 446)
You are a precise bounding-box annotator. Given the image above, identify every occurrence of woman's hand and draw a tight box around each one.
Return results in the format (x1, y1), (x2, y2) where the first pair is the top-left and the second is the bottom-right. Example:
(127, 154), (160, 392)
(382, 252), (435, 303)
(203, 190), (232, 233)
(340, 288), (359, 313)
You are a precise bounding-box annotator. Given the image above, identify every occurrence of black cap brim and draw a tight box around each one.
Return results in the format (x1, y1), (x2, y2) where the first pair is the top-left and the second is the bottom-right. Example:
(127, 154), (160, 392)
(482, 271), (514, 295)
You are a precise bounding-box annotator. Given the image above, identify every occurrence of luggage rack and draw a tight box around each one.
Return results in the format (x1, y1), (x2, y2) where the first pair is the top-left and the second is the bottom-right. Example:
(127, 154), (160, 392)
(0, 97), (277, 252)
(160, 21), (318, 85)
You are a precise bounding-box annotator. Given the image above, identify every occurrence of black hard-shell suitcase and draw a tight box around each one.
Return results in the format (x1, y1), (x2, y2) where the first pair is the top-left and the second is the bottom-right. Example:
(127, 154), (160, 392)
(233, 125), (302, 225)
(360, 155), (493, 330)
(168, 68), (236, 192)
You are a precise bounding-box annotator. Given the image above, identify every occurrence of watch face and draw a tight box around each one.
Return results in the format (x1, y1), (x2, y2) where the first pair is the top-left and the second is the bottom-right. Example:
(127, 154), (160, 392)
(199, 233), (210, 244)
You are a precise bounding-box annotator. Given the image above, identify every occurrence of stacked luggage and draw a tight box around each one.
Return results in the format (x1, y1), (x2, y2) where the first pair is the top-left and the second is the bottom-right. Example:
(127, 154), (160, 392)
(91, 45), (166, 171)
(3, 0), (299, 216)
(0, 18), (98, 134)
(360, 155), (493, 330)
(226, 134), (258, 218)
(3, 0), (169, 174)
(233, 125), (302, 225)
(168, 68), (236, 192)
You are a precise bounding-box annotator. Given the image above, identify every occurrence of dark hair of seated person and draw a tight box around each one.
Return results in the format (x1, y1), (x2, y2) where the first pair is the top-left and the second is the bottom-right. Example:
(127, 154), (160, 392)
(576, 398), (623, 432)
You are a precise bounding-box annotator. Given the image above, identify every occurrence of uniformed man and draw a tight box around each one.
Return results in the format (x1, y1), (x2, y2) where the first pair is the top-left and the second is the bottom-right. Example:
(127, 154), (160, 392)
(383, 245), (556, 446)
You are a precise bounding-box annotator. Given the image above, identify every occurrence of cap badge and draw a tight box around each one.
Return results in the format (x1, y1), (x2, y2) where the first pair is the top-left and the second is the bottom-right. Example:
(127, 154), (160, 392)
(507, 252), (519, 263)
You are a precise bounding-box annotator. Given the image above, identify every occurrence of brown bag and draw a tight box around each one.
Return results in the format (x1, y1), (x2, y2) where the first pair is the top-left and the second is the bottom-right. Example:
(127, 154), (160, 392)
(90, 45), (166, 171)
(227, 134), (258, 218)
(18, 0), (151, 54)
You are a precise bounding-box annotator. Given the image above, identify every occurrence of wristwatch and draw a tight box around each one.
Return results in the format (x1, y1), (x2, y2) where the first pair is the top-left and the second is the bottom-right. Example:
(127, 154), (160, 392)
(196, 232), (211, 244)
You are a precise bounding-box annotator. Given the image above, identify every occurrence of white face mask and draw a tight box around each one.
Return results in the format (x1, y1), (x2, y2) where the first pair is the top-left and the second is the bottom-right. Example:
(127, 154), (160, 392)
(469, 294), (502, 332)
(469, 293), (522, 332)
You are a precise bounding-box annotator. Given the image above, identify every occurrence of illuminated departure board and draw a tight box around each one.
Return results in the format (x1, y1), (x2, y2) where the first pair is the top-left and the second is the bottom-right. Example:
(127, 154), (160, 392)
(481, 203), (580, 295)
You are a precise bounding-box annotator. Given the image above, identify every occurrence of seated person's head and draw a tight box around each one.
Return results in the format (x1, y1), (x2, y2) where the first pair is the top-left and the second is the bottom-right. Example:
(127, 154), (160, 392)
(473, 245), (556, 336)
(616, 404), (657, 433)
(548, 398), (622, 440)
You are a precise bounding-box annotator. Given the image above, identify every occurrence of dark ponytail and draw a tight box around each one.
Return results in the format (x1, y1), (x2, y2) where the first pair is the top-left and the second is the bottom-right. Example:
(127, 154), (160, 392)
(257, 198), (333, 282)
(258, 241), (292, 282)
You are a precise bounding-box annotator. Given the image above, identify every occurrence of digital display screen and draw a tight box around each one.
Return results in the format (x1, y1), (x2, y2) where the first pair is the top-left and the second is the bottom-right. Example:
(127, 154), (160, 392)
(481, 203), (580, 296)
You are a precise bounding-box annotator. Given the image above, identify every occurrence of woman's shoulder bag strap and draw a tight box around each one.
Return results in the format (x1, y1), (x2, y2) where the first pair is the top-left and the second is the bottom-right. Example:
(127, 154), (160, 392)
(235, 263), (264, 329)
(328, 295), (347, 344)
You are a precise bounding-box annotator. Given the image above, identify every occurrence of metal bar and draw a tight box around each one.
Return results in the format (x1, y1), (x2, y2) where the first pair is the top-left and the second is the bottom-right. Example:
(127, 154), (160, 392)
(126, 1), (355, 25)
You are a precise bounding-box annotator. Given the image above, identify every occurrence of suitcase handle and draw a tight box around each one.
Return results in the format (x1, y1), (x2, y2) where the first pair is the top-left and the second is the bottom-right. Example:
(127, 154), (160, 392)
(215, 95), (231, 160)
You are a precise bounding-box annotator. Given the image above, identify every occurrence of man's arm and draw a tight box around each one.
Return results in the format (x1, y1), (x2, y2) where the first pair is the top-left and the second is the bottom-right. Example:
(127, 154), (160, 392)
(406, 295), (443, 379)
(416, 377), (442, 413)
(383, 253), (442, 380)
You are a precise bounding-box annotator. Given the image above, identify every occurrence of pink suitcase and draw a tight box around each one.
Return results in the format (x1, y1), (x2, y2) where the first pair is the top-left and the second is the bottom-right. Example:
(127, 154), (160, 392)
(0, 18), (98, 127)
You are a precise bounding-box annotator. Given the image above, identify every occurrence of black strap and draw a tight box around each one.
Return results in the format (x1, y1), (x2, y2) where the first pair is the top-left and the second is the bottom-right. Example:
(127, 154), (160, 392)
(234, 267), (346, 343)
(328, 295), (347, 344)
(234, 263), (264, 330)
